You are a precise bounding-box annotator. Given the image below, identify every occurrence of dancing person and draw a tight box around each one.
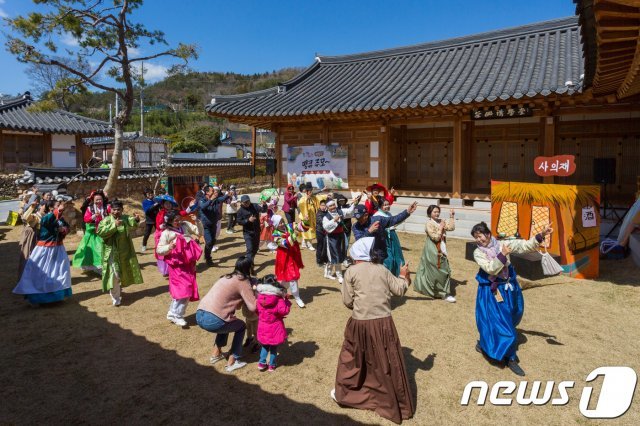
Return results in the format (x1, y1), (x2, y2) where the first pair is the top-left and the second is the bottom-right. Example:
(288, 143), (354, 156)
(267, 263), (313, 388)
(198, 186), (229, 266)
(414, 205), (456, 302)
(315, 199), (329, 269)
(196, 256), (257, 372)
(259, 196), (278, 252)
(18, 194), (42, 277)
(156, 211), (203, 327)
(256, 274), (291, 372)
(353, 202), (417, 261)
(373, 199), (406, 277)
(225, 185), (239, 234)
(471, 221), (553, 376)
(298, 182), (327, 251)
(332, 237), (414, 424)
(96, 200), (143, 306)
(271, 214), (306, 308)
(148, 195), (190, 275)
(322, 200), (357, 284)
(236, 195), (262, 269)
(282, 184), (298, 224)
(72, 190), (109, 274)
(363, 183), (397, 216)
(14, 200), (72, 305)
(141, 188), (157, 252)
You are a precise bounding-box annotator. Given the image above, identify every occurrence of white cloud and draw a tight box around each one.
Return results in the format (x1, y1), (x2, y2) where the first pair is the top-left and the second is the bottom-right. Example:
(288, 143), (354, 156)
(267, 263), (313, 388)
(128, 46), (141, 56)
(133, 62), (168, 83)
(61, 32), (79, 47)
(0, 9), (8, 18)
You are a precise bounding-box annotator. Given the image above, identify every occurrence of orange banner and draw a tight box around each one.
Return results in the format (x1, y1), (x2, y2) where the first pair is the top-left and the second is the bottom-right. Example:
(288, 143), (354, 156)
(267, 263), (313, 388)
(534, 155), (576, 177)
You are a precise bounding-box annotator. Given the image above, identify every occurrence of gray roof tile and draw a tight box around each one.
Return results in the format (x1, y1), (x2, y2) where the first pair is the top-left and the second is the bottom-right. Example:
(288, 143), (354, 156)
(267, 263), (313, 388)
(0, 93), (112, 135)
(207, 17), (583, 119)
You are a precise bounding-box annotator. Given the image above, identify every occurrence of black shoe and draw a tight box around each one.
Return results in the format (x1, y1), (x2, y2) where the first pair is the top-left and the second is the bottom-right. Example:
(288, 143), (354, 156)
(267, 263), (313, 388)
(206, 259), (214, 267)
(475, 342), (482, 354)
(507, 359), (526, 376)
(243, 337), (254, 348)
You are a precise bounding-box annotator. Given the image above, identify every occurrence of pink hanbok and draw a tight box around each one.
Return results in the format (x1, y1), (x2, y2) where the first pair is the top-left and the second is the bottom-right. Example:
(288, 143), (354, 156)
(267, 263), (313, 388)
(157, 222), (202, 324)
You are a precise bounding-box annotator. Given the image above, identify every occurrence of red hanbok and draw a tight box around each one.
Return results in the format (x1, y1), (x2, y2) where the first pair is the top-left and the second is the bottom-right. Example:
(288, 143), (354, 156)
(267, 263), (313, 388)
(273, 223), (304, 281)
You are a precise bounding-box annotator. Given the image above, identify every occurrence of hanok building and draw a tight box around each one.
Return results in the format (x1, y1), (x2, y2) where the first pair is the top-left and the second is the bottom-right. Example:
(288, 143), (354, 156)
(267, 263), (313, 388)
(83, 131), (169, 168)
(0, 92), (112, 171)
(206, 7), (640, 204)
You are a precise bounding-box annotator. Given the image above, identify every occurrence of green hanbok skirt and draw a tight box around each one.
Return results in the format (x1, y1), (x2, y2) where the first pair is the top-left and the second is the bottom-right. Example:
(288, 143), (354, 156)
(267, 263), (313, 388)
(71, 223), (103, 270)
(383, 229), (405, 277)
(413, 238), (451, 298)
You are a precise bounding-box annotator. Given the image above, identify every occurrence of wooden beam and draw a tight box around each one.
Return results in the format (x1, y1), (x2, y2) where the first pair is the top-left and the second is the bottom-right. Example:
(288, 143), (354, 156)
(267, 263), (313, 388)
(542, 116), (556, 184)
(251, 126), (256, 178)
(381, 121), (390, 188)
(452, 118), (463, 197)
(273, 123), (282, 189)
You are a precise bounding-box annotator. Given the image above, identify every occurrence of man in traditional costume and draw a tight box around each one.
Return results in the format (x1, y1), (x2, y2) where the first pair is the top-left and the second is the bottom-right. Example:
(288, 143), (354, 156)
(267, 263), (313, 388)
(96, 200), (143, 306)
(297, 182), (327, 251)
(471, 221), (553, 376)
(322, 199), (357, 283)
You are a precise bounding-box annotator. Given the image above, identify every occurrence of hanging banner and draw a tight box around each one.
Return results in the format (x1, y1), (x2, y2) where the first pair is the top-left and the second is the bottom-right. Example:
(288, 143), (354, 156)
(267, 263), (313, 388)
(286, 145), (349, 189)
(534, 155), (577, 177)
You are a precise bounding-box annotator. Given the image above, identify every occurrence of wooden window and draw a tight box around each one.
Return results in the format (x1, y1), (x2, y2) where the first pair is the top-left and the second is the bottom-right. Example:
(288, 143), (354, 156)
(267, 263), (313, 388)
(530, 205), (551, 245)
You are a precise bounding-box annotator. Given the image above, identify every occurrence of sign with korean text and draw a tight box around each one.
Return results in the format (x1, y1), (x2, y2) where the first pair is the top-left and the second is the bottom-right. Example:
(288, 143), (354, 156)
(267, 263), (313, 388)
(471, 105), (533, 120)
(582, 206), (597, 228)
(534, 155), (577, 177)
(286, 145), (349, 189)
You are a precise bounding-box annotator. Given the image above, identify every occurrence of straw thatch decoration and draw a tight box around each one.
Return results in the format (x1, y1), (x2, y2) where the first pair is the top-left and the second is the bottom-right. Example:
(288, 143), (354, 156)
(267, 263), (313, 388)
(491, 181), (599, 208)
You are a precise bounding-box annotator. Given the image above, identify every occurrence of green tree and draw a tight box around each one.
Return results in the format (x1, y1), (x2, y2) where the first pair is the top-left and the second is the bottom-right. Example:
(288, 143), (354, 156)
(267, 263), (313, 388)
(184, 125), (219, 147)
(5, 0), (197, 194)
(171, 140), (207, 153)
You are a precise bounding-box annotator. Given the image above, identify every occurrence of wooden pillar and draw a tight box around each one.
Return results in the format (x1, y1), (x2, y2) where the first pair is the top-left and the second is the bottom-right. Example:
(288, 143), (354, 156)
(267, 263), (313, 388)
(462, 120), (474, 193)
(452, 118), (463, 197)
(322, 121), (329, 145)
(381, 122), (390, 188)
(250, 126), (256, 178)
(43, 134), (52, 166)
(542, 116), (556, 184)
(274, 124), (282, 189)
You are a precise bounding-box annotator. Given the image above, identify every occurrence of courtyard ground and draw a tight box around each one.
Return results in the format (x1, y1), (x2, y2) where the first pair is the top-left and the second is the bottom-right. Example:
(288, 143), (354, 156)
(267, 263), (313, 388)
(0, 222), (638, 425)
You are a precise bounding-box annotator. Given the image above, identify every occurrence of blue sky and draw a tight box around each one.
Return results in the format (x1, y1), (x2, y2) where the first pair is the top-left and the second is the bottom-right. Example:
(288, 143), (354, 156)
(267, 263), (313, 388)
(0, 0), (576, 96)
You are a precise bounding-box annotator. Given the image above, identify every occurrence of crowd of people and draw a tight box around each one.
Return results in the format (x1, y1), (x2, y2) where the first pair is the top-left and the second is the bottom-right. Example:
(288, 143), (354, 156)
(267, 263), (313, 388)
(12, 181), (553, 424)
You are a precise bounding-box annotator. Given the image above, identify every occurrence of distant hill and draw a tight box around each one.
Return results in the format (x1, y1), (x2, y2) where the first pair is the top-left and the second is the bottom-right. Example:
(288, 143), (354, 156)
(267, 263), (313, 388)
(74, 67), (304, 117)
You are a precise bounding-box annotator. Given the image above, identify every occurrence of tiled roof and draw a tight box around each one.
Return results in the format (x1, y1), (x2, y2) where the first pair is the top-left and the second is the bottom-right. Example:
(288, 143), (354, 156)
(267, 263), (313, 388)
(15, 167), (160, 186)
(167, 157), (251, 168)
(0, 92), (112, 135)
(83, 132), (169, 146)
(206, 17), (584, 119)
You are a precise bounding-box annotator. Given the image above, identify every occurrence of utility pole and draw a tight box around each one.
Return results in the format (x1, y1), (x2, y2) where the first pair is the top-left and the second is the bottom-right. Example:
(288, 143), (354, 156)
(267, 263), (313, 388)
(140, 61), (145, 136)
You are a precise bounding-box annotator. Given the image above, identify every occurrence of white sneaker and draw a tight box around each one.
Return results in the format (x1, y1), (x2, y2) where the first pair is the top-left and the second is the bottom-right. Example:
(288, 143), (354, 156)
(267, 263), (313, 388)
(212, 246), (219, 252)
(140, 245), (146, 252)
(112, 297), (121, 307)
(330, 388), (338, 403)
(338, 277), (344, 284)
(444, 295), (457, 303)
(169, 316), (187, 326)
(225, 361), (247, 372)
(307, 244), (315, 251)
(294, 297), (305, 308)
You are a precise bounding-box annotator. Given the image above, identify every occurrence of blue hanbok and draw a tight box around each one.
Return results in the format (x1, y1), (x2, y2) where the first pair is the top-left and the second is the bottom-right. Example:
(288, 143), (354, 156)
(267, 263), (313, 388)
(373, 211), (405, 276)
(473, 235), (542, 362)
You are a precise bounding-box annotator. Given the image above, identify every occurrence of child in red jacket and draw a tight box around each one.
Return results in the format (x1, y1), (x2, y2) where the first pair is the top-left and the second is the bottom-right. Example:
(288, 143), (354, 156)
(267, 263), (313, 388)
(256, 274), (291, 372)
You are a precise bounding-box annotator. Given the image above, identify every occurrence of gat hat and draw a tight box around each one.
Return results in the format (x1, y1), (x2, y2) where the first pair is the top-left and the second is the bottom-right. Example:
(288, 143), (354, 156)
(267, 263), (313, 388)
(353, 204), (368, 219)
(240, 194), (251, 203)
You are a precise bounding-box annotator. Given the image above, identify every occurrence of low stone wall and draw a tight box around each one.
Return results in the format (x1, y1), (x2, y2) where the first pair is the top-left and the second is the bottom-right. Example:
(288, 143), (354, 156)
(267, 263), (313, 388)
(0, 174), (22, 198)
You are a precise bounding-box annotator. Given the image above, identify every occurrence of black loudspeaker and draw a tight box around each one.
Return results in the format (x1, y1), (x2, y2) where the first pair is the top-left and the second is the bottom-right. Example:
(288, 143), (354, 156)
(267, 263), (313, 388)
(593, 158), (616, 184)
(265, 158), (277, 175)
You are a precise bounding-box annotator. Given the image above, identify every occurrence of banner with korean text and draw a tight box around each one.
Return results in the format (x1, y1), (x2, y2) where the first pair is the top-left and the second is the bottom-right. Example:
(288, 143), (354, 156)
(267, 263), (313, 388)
(286, 145), (349, 189)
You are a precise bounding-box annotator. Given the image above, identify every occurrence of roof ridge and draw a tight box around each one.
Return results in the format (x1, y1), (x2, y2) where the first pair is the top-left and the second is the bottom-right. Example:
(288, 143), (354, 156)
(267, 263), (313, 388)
(318, 16), (579, 63)
(57, 109), (111, 126)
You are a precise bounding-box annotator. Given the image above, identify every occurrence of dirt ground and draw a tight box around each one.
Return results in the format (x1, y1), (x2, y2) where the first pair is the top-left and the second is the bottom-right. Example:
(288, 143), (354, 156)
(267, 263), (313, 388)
(0, 221), (639, 425)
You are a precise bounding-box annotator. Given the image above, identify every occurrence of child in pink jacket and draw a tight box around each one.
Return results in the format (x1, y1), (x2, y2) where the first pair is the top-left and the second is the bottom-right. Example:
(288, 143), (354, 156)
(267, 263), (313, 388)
(256, 274), (291, 372)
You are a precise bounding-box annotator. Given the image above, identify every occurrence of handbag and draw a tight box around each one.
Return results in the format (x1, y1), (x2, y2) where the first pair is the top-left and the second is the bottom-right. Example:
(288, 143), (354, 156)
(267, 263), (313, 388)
(540, 246), (563, 276)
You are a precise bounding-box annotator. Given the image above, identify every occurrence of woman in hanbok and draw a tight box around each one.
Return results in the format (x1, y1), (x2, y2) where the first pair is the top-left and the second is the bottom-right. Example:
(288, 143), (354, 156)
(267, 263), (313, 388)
(72, 190), (109, 274)
(156, 211), (203, 326)
(414, 205), (456, 302)
(96, 200), (143, 306)
(332, 237), (414, 424)
(373, 199), (405, 276)
(272, 214), (305, 307)
(363, 183), (396, 216)
(14, 201), (72, 305)
(298, 182), (327, 250)
(147, 195), (187, 276)
(18, 196), (44, 277)
(471, 221), (553, 376)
